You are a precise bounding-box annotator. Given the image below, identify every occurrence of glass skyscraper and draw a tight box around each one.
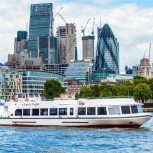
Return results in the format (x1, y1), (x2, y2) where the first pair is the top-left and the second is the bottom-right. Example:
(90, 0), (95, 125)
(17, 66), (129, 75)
(38, 36), (57, 64)
(28, 3), (53, 58)
(95, 24), (119, 74)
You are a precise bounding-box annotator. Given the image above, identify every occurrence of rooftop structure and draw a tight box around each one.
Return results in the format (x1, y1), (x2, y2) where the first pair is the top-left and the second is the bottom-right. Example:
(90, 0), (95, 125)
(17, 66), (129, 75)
(137, 58), (152, 79)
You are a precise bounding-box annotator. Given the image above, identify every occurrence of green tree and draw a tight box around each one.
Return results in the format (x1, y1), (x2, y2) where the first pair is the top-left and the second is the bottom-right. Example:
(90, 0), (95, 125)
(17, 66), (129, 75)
(79, 87), (91, 98)
(100, 84), (114, 97)
(75, 93), (79, 100)
(133, 83), (152, 103)
(133, 76), (148, 85)
(42, 79), (65, 99)
(89, 85), (101, 97)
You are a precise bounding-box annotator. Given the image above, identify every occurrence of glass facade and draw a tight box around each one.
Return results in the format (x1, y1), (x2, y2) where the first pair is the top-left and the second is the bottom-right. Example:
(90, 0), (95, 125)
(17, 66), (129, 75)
(28, 3), (53, 57)
(64, 61), (93, 83)
(95, 24), (119, 74)
(38, 36), (57, 64)
(17, 31), (27, 41)
(18, 70), (66, 94)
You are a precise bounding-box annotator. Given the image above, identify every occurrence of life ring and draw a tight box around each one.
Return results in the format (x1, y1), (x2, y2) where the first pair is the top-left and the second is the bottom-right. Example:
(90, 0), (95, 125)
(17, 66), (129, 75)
(25, 98), (29, 102)
(14, 98), (18, 102)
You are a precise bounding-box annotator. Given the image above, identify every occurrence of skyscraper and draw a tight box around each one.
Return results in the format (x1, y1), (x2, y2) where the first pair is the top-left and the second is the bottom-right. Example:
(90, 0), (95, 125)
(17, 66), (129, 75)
(14, 31), (27, 54)
(28, 3), (53, 58)
(82, 36), (95, 61)
(95, 24), (119, 74)
(56, 26), (66, 64)
(38, 36), (57, 64)
(56, 23), (77, 64)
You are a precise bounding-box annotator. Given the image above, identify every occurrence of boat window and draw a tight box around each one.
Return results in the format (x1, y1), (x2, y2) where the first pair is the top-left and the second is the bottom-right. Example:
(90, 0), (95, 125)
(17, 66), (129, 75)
(137, 105), (143, 113)
(40, 108), (48, 116)
(23, 109), (30, 116)
(87, 107), (95, 115)
(29, 94), (34, 98)
(15, 109), (22, 116)
(34, 93), (39, 97)
(97, 107), (107, 115)
(131, 106), (138, 113)
(78, 107), (86, 115)
(108, 107), (120, 115)
(121, 106), (131, 114)
(32, 109), (39, 116)
(50, 108), (58, 115)
(59, 108), (67, 115)
(18, 94), (23, 98)
(70, 108), (74, 115)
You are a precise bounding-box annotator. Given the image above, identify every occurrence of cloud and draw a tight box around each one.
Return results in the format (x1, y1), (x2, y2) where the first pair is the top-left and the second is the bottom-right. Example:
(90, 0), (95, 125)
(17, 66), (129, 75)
(0, 0), (153, 73)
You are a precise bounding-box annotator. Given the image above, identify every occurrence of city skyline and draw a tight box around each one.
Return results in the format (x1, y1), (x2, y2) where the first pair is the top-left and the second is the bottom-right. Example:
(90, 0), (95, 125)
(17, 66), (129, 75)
(0, 0), (153, 72)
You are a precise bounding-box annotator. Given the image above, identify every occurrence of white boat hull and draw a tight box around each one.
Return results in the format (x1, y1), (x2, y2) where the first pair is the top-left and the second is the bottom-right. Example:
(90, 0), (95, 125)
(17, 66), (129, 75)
(0, 114), (151, 128)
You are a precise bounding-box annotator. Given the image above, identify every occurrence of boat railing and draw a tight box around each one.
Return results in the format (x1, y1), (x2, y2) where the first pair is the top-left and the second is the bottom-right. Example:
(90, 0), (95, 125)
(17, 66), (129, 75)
(86, 96), (133, 99)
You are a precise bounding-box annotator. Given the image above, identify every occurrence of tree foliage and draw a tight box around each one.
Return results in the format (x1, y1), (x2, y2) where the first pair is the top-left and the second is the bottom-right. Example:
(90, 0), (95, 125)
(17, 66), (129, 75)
(133, 83), (152, 103)
(42, 79), (65, 99)
(77, 76), (153, 103)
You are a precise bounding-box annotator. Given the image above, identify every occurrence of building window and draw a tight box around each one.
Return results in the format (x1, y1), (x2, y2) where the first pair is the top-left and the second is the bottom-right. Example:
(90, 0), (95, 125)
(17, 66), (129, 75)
(59, 108), (67, 115)
(78, 107), (86, 115)
(50, 108), (58, 115)
(23, 109), (30, 116)
(131, 106), (138, 113)
(15, 109), (22, 116)
(32, 109), (39, 116)
(121, 106), (131, 114)
(87, 107), (95, 115)
(40, 108), (48, 116)
(97, 107), (107, 115)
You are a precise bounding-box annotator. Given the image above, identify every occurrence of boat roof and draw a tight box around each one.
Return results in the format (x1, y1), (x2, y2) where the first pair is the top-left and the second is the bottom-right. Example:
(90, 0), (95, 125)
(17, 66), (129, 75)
(6, 95), (141, 108)
(78, 98), (141, 106)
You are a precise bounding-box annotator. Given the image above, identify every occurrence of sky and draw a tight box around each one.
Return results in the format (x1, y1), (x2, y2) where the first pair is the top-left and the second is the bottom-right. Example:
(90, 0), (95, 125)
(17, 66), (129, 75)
(0, 0), (153, 73)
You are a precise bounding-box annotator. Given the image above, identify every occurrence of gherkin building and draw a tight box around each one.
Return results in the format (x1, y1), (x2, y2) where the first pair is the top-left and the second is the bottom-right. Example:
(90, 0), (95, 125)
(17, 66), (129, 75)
(95, 24), (119, 74)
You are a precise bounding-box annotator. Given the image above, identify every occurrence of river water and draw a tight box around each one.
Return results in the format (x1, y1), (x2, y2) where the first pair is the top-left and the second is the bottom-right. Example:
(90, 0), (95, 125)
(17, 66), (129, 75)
(0, 118), (153, 153)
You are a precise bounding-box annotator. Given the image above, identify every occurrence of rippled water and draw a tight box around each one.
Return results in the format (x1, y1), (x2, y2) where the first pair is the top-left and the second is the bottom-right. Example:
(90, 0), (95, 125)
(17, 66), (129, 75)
(0, 118), (153, 153)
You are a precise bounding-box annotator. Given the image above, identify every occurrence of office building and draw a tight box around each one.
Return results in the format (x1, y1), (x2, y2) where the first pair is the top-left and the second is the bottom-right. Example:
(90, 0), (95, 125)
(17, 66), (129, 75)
(18, 70), (66, 94)
(95, 24), (119, 74)
(14, 31), (27, 54)
(28, 3), (53, 57)
(64, 60), (93, 83)
(43, 64), (68, 75)
(56, 23), (77, 64)
(38, 36), (57, 64)
(82, 36), (95, 61)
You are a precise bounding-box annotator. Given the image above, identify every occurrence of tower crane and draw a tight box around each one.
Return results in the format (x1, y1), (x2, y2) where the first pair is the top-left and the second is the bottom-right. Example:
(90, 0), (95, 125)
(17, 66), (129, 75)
(58, 13), (67, 23)
(143, 50), (147, 58)
(52, 7), (63, 36)
(81, 18), (90, 37)
(149, 43), (151, 62)
(91, 18), (95, 36)
(60, 38), (76, 63)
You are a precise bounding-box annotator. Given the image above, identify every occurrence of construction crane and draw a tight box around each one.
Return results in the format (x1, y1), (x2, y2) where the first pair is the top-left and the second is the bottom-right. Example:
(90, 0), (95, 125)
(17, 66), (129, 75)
(149, 43), (152, 62)
(52, 7), (63, 36)
(81, 18), (90, 37)
(91, 18), (95, 36)
(58, 13), (67, 23)
(143, 50), (147, 58)
(60, 38), (76, 63)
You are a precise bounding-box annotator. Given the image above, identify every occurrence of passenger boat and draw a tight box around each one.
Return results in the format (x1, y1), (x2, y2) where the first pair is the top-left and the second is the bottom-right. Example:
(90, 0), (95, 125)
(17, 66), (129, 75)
(0, 93), (152, 128)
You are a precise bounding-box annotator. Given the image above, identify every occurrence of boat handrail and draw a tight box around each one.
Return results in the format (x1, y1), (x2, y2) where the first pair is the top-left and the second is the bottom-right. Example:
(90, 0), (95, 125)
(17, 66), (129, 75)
(86, 96), (133, 99)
